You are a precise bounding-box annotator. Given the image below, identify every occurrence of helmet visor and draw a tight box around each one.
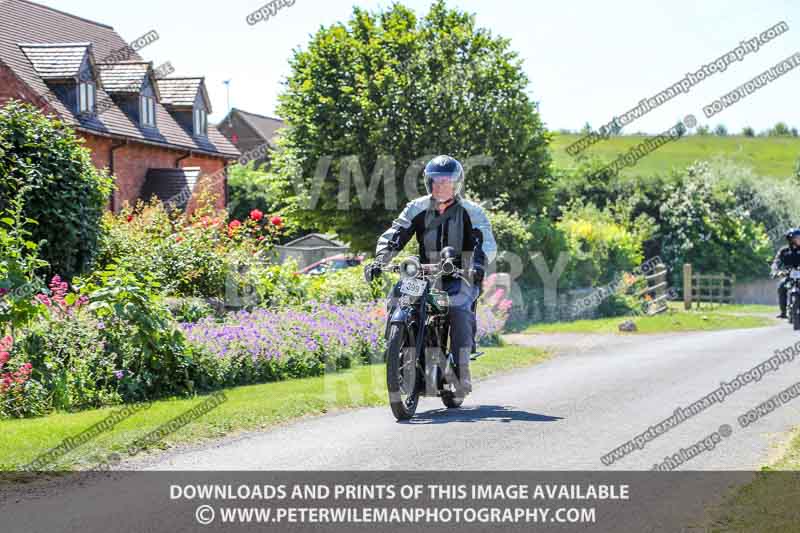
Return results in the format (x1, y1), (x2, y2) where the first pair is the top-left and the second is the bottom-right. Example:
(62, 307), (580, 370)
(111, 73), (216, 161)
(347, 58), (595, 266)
(429, 174), (459, 184)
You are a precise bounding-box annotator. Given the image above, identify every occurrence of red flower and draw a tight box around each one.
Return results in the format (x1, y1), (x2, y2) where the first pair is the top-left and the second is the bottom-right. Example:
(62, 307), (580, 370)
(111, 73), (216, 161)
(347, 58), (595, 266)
(228, 220), (242, 230)
(257, 235), (265, 241)
(0, 288), (8, 297)
(250, 209), (264, 222)
(0, 352), (8, 367)
(126, 214), (134, 223)
(176, 235), (184, 243)
(270, 215), (284, 227)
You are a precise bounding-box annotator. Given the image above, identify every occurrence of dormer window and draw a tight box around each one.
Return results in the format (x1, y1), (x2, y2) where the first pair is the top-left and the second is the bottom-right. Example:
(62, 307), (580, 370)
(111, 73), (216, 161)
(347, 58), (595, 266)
(140, 94), (156, 127)
(193, 107), (207, 137)
(78, 81), (95, 114)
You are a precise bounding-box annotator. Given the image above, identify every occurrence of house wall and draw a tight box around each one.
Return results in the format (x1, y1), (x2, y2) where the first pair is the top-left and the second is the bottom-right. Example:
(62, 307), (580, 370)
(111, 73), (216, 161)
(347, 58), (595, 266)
(217, 112), (270, 169)
(80, 132), (227, 212)
(0, 62), (58, 114)
(0, 64), (229, 213)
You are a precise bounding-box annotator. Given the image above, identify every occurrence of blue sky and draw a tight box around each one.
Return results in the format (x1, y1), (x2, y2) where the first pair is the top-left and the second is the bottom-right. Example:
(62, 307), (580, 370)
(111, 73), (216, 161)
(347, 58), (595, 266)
(36, 0), (799, 133)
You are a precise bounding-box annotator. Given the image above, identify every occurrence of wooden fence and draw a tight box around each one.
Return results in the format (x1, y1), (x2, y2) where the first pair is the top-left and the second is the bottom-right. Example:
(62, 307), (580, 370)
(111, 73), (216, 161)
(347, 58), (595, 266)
(682, 263), (736, 309)
(639, 264), (669, 315)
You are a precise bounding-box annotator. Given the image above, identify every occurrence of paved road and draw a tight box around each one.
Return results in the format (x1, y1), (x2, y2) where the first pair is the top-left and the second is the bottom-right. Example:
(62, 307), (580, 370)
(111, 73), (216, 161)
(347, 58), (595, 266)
(132, 321), (800, 471)
(4, 322), (798, 532)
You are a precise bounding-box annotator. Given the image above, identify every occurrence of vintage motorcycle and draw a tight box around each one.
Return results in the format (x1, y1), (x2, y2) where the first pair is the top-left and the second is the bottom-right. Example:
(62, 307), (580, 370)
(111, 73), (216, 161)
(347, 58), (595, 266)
(372, 247), (480, 421)
(782, 267), (800, 330)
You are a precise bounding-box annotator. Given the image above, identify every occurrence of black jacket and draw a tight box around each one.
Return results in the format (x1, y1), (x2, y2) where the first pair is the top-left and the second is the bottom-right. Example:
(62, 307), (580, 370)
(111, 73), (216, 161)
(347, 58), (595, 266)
(375, 195), (497, 270)
(771, 245), (800, 275)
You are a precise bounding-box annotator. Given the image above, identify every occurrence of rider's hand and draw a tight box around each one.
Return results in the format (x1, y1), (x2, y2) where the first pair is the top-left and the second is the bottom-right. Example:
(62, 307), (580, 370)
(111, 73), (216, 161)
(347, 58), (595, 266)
(468, 267), (485, 287)
(364, 262), (383, 283)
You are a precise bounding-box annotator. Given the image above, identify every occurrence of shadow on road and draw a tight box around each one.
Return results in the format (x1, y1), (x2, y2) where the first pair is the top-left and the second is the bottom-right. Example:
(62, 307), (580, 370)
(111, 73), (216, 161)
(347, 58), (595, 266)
(402, 405), (563, 425)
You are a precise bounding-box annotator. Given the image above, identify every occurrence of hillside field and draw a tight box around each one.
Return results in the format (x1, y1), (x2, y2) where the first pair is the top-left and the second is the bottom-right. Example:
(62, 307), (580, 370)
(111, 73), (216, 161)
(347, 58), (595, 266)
(550, 133), (800, 178)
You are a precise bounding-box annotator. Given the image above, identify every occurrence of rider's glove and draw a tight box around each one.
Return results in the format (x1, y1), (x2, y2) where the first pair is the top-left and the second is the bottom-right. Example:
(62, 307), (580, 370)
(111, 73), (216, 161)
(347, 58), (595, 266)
(468, 266), (485, 287)
(364, 262), (383, 283)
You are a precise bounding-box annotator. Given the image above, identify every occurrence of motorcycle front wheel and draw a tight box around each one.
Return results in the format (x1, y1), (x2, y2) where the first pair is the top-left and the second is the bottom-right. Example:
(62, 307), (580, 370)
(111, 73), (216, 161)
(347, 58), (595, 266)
(386, 324), (420, 420)
(793, 295), (800, 331)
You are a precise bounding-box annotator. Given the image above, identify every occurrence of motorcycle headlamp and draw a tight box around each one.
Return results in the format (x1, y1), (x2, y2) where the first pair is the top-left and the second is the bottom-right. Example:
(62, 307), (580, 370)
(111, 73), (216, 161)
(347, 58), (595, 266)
(399, 257), (421, 279)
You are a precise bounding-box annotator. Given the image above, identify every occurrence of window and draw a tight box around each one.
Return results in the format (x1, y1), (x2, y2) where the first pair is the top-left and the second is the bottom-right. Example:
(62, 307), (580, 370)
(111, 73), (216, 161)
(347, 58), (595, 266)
(193, 107), (207, 137)
(140, 95), (156, 127)
(78, 82), (95, 114)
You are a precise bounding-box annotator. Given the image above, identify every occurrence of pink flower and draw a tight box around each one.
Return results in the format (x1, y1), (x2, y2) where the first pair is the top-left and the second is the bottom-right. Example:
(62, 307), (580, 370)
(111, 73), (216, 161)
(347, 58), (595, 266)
(250, 209), (264, 222)
(0, 336), (12, 352)
(228, 220), (242, 229)
(270, 215), (284, 227)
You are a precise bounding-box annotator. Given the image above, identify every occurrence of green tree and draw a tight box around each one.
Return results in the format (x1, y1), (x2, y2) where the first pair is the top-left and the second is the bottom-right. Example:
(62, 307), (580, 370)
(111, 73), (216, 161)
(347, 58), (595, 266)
(0, 101), (113, 278)
(741, 126), (755, 137)
(714, 124), (728, 136)
(270, 1), (552, 250)
(658, 162), (771, 283)
(769, 122), (791, 136)
(695, 124), (711, 136)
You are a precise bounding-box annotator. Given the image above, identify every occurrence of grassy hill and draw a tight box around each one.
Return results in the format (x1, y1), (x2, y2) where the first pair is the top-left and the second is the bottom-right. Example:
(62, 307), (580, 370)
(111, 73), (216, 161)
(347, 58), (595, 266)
(550, 133), (800, 178)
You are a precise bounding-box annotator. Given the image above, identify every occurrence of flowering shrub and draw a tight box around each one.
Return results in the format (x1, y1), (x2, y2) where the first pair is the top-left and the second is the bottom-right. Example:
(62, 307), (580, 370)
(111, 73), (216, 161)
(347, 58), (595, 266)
(182, 295), (511, 389)
(0, 334), (47, 418)
(182, 302), (386, 388)
(95, 196), (285, 300)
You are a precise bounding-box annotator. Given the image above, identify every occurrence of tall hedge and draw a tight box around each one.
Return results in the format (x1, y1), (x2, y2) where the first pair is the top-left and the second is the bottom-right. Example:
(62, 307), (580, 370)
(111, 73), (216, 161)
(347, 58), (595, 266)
(0, 100), (113, 278)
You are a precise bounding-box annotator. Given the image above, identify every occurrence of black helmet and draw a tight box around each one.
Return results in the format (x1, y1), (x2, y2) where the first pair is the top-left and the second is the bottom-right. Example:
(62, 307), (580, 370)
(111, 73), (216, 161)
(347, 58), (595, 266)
(423, 155), (464, 197)
(786, 228), (800, 244)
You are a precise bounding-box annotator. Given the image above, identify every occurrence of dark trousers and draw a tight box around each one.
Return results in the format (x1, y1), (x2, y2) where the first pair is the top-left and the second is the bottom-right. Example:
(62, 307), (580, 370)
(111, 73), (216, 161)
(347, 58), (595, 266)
(779, 278), (788, 312)
(441, 276), (480, 361)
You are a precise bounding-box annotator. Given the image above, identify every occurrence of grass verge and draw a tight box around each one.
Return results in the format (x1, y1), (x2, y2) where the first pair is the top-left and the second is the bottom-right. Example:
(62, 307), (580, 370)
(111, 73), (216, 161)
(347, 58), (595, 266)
(522, 306), (773, 335)
(702, 427), (800, 531)
(0, 343), (550, 472)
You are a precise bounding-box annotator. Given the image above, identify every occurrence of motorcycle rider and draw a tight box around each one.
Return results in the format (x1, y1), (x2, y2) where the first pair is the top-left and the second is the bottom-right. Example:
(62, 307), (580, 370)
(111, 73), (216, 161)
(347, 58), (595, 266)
(771, 228), (800, 318)
(364, 155), (497, 396)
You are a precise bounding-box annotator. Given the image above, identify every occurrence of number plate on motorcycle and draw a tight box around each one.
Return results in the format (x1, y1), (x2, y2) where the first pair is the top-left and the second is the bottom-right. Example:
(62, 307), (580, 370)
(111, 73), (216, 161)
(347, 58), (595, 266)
(791, 271), (800, 279)
(400, 278), (426, 296)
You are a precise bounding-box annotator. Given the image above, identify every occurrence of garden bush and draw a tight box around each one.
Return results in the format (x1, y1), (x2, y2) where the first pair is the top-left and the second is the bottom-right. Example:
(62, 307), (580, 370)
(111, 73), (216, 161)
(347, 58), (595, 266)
(0, 189), (48, 333)
(96, 196), (285, 301)
(0, 101), (113, 279)
(658, 161), (772, 285)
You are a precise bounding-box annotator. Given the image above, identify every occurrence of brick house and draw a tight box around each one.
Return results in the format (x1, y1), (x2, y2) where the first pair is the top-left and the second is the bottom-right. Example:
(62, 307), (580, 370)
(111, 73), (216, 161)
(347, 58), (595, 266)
(0, 0), (240, 212)
(218, 108), (283, 170)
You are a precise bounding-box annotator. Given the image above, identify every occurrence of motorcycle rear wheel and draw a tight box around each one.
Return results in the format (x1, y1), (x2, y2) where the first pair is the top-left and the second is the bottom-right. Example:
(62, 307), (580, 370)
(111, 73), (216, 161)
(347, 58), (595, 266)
(793, 297), (800, 331)
(386, 324), (420, 420)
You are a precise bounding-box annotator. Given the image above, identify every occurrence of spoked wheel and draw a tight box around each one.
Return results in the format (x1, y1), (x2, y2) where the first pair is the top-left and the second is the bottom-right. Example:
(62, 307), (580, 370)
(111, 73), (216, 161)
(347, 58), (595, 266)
(793, 296), (800, 331)
(386, 324), (420, 420)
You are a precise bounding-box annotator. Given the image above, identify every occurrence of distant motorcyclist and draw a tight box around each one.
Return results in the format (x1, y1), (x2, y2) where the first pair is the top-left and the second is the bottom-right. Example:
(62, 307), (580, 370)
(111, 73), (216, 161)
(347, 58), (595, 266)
(364, 155), (497, 395)
(770, 228), (800, 318)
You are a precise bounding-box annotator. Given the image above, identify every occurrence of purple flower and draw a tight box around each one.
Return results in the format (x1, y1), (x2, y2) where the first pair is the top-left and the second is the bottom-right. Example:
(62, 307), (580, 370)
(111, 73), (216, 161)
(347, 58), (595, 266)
(114, 370), (125, 379)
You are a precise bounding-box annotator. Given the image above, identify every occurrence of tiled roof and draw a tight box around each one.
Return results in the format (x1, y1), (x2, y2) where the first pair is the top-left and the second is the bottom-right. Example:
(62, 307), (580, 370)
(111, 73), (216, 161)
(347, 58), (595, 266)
(0, 0), (238, 159)
(18, 42), (91, 79)
(157, 77), (204, 108)
(229, 108), (284, 147)
(97, 61), (150, 94)
(140, 167), (202, 210)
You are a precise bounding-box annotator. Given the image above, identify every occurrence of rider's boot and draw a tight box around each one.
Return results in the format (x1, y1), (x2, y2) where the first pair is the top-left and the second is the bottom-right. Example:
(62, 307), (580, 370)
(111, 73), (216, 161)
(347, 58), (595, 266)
(456, 351), (472, 396)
